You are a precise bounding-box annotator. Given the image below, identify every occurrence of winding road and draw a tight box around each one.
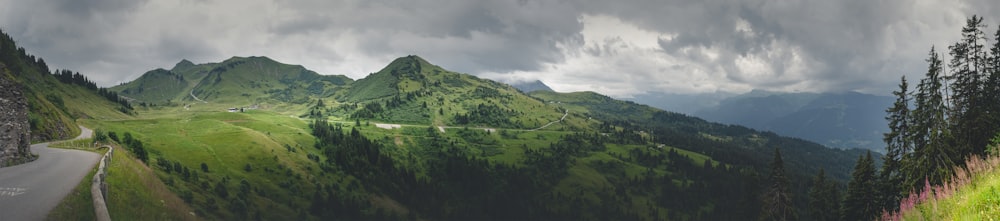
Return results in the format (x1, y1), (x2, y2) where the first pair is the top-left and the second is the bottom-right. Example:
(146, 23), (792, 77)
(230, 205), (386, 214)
(527, 109), (568, 131)
(0, 126), (101, 221)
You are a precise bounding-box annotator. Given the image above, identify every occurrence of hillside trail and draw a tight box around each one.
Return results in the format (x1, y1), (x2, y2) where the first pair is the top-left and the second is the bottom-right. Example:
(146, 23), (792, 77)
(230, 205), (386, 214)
(190, 90), (207, 103)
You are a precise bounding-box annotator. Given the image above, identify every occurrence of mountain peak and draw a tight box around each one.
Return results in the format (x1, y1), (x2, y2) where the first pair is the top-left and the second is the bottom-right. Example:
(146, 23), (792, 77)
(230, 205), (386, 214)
(385, 55), (433, 72)
(171, 59), (195, 72)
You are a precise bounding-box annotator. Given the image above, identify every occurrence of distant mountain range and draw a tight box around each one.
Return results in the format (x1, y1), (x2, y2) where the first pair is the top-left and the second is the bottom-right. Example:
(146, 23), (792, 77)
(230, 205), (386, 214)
(0, 24), (874, 219)
(113, 56), (352, 106)
(103, 54), (870, 218)
(631, 89), (893, 152)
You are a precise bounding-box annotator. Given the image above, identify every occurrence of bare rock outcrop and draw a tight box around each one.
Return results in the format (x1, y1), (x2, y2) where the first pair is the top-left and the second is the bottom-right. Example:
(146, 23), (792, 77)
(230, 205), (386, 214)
(0, 71), (34, 167)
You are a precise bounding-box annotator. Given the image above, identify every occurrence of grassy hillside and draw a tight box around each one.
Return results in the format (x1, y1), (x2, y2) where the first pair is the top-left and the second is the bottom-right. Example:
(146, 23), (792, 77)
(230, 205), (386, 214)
(46, 138), (196, 221)
(336, 55), (570, 128)
(22, 53), (869, 220)
(531, 90), (867, 181)
(890, 155), (1000, 220)
(530, 90), (871, 215)
(83, 112), (327, 220)
(1, 30), (132, 142)
(81, 107), (747, 220)
(115, 68), (189, 104)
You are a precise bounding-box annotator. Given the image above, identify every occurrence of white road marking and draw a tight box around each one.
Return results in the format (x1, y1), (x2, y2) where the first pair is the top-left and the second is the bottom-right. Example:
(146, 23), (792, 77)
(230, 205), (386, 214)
(0, 187), (27, 197)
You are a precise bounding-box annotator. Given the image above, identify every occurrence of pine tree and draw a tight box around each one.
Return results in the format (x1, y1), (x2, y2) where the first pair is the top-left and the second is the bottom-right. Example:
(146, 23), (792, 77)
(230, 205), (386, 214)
(906, 46), (956, 189)
(760, 148), (796, 221)
(948, 15), (990, 157)
(808, 169), (839, 221)
(878, 76), (909, 213)
(842, 151), (877, 221)
(982, 26), (1000, 156)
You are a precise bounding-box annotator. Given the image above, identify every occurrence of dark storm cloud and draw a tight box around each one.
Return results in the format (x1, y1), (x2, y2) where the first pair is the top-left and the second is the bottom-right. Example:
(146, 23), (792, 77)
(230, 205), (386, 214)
(317, 0), (583, 74)
(1, 0), (998, 96)
(50, 0), (147, 19)
(568, 0), (1000, 94)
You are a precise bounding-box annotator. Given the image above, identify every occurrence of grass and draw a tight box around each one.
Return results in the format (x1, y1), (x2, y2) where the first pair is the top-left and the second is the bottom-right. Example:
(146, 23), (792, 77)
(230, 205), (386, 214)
(83, 111), (328, 220)
(55, 55), (737, 219)
(56, 91), (738, 220)
(892, 155), (1000, 220)
(45, 165), (98, 221)
(45, 133), (104, 221)
(106, 146), (197, 221)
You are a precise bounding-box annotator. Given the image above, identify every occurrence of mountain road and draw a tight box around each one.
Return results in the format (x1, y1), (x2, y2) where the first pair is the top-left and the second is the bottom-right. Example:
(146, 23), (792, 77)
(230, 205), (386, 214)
(0, 126), (101, 221)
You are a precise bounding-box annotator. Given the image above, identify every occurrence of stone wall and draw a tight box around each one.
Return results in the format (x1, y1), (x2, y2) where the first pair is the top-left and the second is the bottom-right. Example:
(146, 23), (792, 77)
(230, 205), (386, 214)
(0, 72), (33, 167)
(92, 146), (112, 221)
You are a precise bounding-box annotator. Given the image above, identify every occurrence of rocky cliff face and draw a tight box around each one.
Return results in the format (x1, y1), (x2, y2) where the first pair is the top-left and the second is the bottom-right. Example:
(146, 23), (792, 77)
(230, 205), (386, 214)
(0, 70), (34, 167)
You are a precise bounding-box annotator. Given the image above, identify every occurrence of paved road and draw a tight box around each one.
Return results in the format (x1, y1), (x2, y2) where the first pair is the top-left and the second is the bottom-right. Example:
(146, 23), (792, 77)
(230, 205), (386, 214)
(313, 109), (571, 133)
(0, 126), (101, 221)
(527, 109), (569, 131)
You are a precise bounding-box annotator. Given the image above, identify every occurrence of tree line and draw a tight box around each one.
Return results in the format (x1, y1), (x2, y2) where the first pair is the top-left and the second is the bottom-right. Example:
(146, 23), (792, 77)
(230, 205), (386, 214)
(1, 30), (133, 115)
(813, 15), (1000, 221)
(308, 119), (763, 220)
(50, 67), (135, 114)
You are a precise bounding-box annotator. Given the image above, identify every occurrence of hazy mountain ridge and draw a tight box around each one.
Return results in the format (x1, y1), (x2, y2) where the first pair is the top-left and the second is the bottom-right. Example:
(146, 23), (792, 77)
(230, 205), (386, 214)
(628, 91), (735, 115)
(633, 89), (892, 151)
(510, 80), (554, 93)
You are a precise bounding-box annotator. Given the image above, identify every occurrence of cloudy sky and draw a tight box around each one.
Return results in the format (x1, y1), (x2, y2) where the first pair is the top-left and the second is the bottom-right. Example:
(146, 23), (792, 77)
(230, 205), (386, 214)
(2, 0), (999, 98)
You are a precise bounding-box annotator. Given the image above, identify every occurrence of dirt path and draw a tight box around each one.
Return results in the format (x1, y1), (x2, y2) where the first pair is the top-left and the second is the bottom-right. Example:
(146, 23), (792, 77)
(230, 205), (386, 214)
(190, 90), (207, 103)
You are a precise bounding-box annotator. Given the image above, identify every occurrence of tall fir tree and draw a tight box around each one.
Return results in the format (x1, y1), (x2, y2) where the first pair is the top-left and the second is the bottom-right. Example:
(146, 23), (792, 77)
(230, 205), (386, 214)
(878, 76), (910, 213)
(982, 25), (1000, 156)
(948, 15), (989, 158)
(760, 148), (796, 221)
(842, 151), (878, 221)
(906, 46), (956, 189)
(808, 169), (840, 221)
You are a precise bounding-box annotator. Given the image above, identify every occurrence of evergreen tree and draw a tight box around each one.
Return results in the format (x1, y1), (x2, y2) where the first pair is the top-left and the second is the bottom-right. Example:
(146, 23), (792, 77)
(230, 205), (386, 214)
(808, 169), (839, 221)
(878, 76), (909, 212)
(948, 15), (990, 157)
(760, 148), (796, 221)
(906, 47), (955, 189)
(982, 26), (1000, 157)
(841, 151), (877, 221)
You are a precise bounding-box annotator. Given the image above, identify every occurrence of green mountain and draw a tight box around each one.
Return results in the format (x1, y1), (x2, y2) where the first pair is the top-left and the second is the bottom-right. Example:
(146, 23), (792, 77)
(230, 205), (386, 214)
(0, 30), (131, 142)
(335, 55), (569, 128)
(531, 90), (869, 180)
(17, 50), (870, 220)
(113, 56), (353, 110)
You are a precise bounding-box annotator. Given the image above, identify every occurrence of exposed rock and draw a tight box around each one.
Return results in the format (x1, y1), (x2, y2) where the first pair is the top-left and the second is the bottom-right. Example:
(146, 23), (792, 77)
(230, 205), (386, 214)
(0, 71), (34, 167)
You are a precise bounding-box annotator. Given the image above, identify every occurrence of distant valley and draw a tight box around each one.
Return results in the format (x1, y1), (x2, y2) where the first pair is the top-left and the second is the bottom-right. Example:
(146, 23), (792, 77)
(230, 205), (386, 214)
(631, 89), (893, 152)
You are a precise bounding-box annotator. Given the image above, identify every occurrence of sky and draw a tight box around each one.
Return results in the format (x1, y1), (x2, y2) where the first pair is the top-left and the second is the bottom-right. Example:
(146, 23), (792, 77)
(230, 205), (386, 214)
(1, 0), (999, 98)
